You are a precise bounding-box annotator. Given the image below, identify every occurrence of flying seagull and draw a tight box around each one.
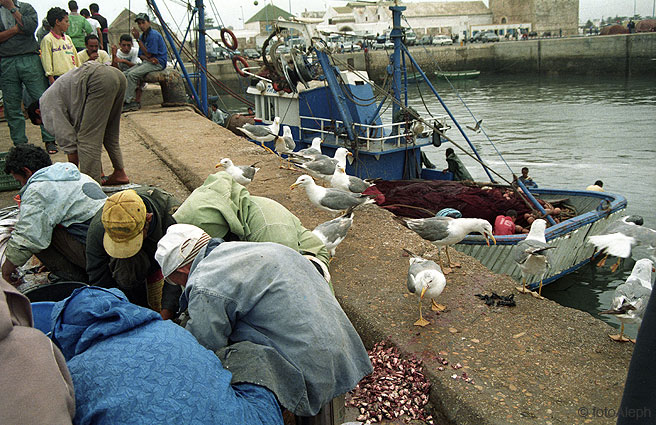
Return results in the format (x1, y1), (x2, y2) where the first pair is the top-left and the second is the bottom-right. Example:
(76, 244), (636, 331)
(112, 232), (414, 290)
(290, 175), (374, 214)
(236, 117), (281, 154)
(394, 216), (496, 274)
(330, 165), (373, 194)
(312, 206), (356, 259)
(513, 219), (555, 299)
(404, 249), (446, 327)
(588, 215), (656, 272)
(216, 158), (259, 186)
(600, 258), (654, 343)
(466, 119), (483, 133)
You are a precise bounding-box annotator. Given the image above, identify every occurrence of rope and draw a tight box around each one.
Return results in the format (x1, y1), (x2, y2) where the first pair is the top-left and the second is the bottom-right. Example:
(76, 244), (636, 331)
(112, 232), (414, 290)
(401, 16), (515, 176)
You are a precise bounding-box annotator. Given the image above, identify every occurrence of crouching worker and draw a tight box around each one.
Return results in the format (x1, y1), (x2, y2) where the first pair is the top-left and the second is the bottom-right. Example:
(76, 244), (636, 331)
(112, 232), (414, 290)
(155, 224), (373, 417)
(86, 188), (179, 311)
(2, 145), (106, 285)
(50, 286), (284, 425)
(166, 171), (330, 318)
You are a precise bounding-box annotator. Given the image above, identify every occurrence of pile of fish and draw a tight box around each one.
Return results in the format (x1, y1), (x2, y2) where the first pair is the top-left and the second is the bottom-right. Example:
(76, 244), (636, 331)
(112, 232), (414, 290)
(346, 340), (434, 424)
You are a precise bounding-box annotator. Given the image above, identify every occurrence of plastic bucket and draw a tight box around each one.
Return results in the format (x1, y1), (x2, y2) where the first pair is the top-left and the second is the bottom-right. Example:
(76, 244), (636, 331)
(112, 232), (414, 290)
(31, 301), (55, 335)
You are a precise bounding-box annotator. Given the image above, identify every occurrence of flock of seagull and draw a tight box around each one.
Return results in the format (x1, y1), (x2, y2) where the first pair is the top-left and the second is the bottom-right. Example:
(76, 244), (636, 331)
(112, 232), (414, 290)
(229, 117), (656, 340)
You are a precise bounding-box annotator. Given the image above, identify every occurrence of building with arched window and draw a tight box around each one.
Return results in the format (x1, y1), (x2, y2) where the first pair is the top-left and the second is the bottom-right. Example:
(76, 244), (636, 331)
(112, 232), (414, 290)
(489, 0), (579, 36)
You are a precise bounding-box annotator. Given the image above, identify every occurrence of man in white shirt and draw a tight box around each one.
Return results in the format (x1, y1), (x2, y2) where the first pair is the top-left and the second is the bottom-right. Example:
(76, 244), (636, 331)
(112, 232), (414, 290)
(78, 34), (111, 64)
(80, 8), (102, 48)
(111, 33), (141, 72)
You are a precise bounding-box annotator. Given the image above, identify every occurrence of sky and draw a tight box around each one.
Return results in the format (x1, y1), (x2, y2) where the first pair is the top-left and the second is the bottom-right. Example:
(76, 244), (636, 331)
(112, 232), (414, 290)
(24, 0), (656, 33)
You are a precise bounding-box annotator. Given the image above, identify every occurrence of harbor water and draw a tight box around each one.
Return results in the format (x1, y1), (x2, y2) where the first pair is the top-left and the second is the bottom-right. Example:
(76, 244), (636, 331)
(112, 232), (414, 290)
(218, 73), (656, 338)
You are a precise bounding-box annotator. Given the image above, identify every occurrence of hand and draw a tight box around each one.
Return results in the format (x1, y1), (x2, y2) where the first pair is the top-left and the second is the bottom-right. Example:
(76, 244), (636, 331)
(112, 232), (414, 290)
(131, 27), (140, 39)
(89, 51), (99, 60)
(2, 259), (19, 286)
(111, 44), (118, 56)
(48, 75), (55, 85)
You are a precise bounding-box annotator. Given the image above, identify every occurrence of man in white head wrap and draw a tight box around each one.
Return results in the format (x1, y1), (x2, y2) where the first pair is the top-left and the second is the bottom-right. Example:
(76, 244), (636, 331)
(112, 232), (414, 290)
(155, 224), (372, 418)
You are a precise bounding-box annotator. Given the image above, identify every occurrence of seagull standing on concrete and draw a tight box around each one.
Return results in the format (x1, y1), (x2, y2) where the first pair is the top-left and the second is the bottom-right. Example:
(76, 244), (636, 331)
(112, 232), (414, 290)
(394, 216), (496, 274)
(588, 215), (656, 272)
(216, 158), (259, 186)
(290, 175), (374, 214)
(312, 206), (356, 259)
(600, 258), (654, 343)
(274, 126), (296, 169)
(236, 117), (281, 154)
(404, 249), (446, 327)
(289, 137), (324, 161)
(291, 147), (352, 183)
(330, 166), (372, 194)
(513, 219), (555, 299)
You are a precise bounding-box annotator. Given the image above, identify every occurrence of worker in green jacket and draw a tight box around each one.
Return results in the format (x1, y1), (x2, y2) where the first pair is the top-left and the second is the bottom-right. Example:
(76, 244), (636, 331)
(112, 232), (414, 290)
(171, 171), (331, 311)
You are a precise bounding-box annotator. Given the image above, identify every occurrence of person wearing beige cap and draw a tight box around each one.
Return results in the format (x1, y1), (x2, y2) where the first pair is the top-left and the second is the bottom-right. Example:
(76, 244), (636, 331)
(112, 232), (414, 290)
(85, 187), (179, 311)
(155, 223), (372, 417)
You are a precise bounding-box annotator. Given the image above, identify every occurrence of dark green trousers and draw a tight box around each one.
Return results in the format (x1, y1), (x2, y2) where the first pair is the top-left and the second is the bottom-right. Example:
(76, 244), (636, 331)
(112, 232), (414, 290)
(0, 53), (55, 145)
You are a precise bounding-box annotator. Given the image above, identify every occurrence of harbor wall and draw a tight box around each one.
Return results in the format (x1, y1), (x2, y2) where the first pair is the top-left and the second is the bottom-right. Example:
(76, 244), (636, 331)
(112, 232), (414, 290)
(205, 32), (655, 84)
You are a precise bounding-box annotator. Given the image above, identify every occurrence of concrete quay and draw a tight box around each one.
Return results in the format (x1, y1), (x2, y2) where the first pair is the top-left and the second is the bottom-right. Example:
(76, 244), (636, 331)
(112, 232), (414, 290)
(0, 105), (636, 424)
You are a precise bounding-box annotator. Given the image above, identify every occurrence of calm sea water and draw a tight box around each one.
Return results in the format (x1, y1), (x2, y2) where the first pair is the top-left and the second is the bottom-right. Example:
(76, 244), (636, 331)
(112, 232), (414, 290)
(217, 74), (656, 338)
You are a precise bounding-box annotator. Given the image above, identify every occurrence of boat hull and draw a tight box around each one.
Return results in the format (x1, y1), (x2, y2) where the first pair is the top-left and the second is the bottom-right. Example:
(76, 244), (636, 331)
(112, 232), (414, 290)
(454, 188), (627, 289)
(435, 70), (481, 80)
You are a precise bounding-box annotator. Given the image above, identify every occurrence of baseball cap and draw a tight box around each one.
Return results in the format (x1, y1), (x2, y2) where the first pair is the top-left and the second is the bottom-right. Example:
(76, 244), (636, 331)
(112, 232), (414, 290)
(101, 190), (147, 259)
(155, 224), (211, 278)
(135, 13), (149, 22)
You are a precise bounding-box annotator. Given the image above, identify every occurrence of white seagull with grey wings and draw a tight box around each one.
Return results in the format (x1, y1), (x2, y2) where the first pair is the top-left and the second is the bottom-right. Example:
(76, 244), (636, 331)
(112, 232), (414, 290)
(513, 219), (555, 299)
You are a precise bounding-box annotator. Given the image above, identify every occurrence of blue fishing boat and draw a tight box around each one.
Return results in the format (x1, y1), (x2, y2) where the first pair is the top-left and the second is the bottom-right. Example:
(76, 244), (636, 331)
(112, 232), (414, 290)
(184, 3), (627, 289)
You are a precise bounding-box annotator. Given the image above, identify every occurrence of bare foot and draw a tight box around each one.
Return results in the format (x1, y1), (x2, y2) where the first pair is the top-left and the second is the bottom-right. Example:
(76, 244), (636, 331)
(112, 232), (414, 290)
(101, 172), (130, 186)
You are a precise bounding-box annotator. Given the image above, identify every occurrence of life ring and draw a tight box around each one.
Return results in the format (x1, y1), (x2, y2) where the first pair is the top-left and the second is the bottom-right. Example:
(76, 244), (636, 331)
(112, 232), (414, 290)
(232, 55), (249, 77)
(221, 28), (238, 50)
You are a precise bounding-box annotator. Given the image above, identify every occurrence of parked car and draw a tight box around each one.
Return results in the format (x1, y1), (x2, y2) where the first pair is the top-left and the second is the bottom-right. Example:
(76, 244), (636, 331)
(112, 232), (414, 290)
(404, 30), (417, 46)
(243, 48), (261, 59)
(432, 35), (453, 46)
(418, 35), (432, 45)
(481, 32), (500, 42)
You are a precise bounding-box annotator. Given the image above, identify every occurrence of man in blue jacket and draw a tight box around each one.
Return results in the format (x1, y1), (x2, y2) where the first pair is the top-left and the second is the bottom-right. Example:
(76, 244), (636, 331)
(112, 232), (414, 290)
(51, 286), (283, 425)
(156, 224), (373, 417)
(1, 144), (106, 284)
(123, 13), (167, 111)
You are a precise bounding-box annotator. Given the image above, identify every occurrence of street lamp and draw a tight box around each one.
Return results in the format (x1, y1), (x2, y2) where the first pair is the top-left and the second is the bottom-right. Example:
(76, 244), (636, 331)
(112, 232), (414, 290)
(240, 6), (245, 29)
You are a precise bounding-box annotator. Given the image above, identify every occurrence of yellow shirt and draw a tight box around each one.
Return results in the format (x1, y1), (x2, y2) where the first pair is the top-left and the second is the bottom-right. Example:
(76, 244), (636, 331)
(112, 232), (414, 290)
(77, 49), (112, 65)
(585, 184), (604, 192)
(40, 32), (80, 77)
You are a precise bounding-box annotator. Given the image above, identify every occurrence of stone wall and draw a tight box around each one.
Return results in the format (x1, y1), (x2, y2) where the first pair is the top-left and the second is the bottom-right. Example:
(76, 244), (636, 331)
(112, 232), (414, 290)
(489, 0), (579, 36)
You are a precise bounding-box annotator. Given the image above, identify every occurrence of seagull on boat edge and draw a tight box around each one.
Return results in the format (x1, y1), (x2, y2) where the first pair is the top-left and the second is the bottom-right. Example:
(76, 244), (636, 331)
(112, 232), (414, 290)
(404, 248), (447, 327)
(513, 219), (555, 299)
(216, 158), (260, 186)
(290, 175), (374, 214)
(394, 216), (495, 274)
(600, 258), (654, 343)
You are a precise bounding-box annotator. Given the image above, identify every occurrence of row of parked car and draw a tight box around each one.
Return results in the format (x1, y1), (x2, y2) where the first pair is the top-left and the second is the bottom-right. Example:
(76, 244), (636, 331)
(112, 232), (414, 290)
(207, 47), (262, 62)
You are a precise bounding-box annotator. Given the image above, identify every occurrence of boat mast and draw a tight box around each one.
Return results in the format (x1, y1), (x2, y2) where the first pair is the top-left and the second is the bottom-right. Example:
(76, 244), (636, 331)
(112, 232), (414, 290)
(389, 4), (405, 123)
(195, 0), (208, 114)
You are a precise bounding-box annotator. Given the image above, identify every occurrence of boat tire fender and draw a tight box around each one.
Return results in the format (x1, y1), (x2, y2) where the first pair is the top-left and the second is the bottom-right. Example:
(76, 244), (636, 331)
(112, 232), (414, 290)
(221, 28), (238, 51)
(232, 55), (249, 77)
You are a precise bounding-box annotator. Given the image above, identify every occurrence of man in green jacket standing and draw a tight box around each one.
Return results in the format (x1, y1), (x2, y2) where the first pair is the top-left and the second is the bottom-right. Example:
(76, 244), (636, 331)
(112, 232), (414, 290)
(66, 1), (92, 51)
(0, 0), (56, 152)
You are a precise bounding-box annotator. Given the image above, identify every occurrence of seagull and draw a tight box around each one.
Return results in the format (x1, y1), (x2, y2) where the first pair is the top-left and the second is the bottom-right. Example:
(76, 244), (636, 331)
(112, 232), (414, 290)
(404, 249), (446, 327)
(466, 119), (483, 133)
(289, 137), (324, 162)
(394, 216), (496, 274)
(330, 165), (372, 194)
(291, 147), (352, 182)
(588, 215), (656, 272)
(216, 158), (260, 186)
(312, 205), (356, 259)
(290, 175), (374, 214)
(274, 126), (296, 169)
(600, 258), (654, 343)
(236, 117), (281, 154)
(513, 219), (555, 299)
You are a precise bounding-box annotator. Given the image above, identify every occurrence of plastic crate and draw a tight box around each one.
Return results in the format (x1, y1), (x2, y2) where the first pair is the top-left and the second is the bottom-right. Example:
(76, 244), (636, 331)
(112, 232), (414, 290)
(0, 151), (21, 192)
